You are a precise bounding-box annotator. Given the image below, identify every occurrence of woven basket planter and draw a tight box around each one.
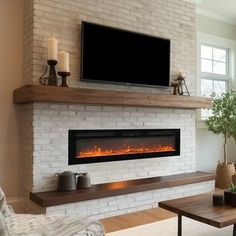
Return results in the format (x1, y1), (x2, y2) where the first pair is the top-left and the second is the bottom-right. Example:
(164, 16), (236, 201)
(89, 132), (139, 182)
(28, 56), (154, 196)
(215, 163), (235, 189)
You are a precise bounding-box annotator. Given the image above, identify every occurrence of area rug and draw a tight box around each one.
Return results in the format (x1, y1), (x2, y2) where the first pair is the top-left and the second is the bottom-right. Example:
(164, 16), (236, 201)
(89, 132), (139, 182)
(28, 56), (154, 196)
(106, 217), (233, 236)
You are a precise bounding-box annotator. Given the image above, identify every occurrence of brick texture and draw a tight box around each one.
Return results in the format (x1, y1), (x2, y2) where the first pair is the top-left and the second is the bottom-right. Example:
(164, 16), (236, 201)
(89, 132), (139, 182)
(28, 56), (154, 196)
(24, 0), (196, 95)
(21, 0), (202, 216)
(31, 104), (197, 192)
(46, 181), (215, 218)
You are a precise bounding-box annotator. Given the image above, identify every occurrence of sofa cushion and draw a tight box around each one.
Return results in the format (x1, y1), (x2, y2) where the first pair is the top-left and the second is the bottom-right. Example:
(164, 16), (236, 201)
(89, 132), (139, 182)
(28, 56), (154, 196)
(6, 214), (105, 236)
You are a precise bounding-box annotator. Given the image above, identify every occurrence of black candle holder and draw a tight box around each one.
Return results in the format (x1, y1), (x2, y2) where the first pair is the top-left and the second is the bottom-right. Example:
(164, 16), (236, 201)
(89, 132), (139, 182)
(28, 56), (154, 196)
(39, 60), (58, 86)
(58, 71), (71, 87)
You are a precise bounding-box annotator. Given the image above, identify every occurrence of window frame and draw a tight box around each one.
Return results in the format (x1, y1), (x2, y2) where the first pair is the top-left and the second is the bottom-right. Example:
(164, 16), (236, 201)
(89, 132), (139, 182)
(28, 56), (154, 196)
(201, 44), (229, 77)
(197, 32), (236, 125)
(200, 44), (230, 120)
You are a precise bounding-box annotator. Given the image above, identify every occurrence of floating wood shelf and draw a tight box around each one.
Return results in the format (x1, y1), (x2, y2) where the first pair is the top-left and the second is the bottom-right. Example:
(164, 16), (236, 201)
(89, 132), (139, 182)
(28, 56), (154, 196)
(13, 85), (212, 109)
(30, 171), (215, 207)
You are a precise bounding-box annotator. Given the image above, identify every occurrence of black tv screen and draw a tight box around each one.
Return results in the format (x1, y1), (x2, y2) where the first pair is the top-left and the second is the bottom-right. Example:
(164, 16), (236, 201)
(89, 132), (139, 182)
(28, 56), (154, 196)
(81, 22), (170, 88)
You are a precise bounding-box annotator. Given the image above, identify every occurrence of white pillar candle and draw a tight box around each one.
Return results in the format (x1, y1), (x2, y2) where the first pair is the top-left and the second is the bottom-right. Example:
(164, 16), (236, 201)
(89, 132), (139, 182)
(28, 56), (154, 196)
(48, 37), (58, 61)
(58, 51), (70, 72)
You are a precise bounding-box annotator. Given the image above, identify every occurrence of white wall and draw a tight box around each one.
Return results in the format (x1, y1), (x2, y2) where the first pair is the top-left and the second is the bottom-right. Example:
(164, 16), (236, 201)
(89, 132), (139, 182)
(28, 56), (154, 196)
(196, 129), (224, 172)
(196, 15), (236, 41)
(228, 137), (236, 162)
(196, 15), (236, 172)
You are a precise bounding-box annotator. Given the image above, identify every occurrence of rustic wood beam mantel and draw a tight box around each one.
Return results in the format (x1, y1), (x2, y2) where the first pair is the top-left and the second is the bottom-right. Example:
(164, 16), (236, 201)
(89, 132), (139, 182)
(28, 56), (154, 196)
(13, 85), (212, 109)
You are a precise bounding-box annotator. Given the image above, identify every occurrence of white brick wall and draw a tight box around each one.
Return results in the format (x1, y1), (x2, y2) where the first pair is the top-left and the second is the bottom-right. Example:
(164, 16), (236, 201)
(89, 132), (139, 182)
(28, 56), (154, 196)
(46, 181), (215, 219)
(20, 102), (203, 215)
(32, 103), (196, 192)
(20, 0), (206, 216)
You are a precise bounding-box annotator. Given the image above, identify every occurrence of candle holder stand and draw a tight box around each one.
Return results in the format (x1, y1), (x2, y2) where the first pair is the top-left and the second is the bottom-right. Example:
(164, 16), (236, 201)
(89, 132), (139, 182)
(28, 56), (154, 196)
(58, 71), (71, 87)
(39, 60), (58, 86)
(171, 75), (190, 96)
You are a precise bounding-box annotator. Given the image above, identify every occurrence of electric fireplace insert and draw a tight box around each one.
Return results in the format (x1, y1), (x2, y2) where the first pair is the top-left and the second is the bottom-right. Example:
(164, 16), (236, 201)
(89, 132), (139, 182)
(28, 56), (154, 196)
(69, 129), (180, 165)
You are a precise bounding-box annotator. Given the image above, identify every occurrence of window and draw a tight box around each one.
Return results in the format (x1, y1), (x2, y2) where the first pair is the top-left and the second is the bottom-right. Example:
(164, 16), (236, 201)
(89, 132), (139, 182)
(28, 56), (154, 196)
(200, 45), (230, 120)
(201, 45), (227, 75)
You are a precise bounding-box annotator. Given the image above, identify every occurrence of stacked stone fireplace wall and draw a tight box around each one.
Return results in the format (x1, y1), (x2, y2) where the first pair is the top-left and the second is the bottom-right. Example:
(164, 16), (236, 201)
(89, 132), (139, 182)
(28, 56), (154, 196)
(20, 0), (215, 216)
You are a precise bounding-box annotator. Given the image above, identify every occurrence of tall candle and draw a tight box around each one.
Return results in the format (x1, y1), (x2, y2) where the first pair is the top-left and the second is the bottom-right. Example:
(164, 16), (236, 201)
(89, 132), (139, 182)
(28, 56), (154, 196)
(58, 51), (70, 72)
(48, 37), (58, 61)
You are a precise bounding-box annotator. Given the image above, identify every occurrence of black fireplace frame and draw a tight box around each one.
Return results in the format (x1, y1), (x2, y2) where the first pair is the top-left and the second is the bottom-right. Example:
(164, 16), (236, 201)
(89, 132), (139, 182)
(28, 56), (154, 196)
(68, 129), (180, 165)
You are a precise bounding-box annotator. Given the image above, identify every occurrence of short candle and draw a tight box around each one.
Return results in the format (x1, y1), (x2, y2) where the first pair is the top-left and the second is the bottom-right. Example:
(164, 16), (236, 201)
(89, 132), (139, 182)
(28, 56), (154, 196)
(58, 51), (70, 73)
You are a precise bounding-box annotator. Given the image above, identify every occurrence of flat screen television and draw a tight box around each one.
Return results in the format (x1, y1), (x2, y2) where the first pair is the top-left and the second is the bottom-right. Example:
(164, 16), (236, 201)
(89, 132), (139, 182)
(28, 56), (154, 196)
(81, 21), (171, 88)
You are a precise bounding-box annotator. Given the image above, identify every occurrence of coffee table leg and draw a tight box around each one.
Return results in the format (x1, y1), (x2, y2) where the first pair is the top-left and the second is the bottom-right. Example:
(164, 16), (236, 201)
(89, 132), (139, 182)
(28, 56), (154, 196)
(178, 214), (182, 236)
(233, 224), (236, 236)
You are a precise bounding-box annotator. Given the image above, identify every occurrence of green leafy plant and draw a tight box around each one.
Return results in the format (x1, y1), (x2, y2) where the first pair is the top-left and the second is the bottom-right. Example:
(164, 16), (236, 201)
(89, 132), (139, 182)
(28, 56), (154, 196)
(206, 91), (236, 164)
(229, 183), (236, 192)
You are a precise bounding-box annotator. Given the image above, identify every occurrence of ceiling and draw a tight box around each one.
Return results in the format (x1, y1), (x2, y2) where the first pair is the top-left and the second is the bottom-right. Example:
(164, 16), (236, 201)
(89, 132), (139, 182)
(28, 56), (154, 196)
(196, 0), (236, 25)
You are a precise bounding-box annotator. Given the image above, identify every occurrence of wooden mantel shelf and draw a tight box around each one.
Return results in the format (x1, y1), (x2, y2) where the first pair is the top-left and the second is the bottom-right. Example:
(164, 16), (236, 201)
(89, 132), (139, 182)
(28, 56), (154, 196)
(13, 85), (212, 109)
(30, 171), (215, 207)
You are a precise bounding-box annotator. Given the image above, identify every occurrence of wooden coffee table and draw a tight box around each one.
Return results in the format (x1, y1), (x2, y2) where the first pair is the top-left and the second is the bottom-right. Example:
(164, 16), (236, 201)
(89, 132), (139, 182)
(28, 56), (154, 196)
(159, 191), (236, 236)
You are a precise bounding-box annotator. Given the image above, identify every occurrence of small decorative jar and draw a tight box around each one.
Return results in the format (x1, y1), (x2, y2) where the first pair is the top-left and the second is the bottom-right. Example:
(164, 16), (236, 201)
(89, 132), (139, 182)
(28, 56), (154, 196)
(77, 173), (91, 189)
(213, 193), (224, 206)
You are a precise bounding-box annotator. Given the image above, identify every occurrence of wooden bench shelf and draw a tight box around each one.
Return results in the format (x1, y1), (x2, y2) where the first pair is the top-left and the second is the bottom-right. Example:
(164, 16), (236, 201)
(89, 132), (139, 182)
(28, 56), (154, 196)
(14, 85), (212, 109)
(30, 171), (215, 207)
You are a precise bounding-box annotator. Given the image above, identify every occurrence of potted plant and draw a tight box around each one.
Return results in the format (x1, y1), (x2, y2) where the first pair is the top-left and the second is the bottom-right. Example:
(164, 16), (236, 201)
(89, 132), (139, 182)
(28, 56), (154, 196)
(224, 183), (236, 206)
(206, 91), (236, 189)
(224, 183), (235, 205)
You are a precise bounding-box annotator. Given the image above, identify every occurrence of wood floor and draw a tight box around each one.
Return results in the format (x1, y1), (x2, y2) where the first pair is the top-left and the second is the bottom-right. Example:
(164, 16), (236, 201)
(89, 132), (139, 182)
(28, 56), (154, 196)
(101, 207), (176, 233)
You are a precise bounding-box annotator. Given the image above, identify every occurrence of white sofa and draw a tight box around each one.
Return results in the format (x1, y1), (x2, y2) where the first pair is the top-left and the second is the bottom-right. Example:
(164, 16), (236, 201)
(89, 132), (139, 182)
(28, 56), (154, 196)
(0, 188), (105, 236)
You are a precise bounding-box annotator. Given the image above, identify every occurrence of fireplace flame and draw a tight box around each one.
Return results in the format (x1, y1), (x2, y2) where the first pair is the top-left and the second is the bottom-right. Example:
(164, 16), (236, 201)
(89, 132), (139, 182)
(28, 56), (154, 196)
(77, 144), (175, 158)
